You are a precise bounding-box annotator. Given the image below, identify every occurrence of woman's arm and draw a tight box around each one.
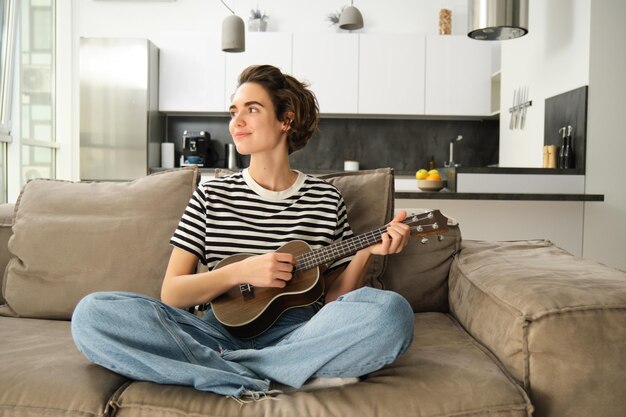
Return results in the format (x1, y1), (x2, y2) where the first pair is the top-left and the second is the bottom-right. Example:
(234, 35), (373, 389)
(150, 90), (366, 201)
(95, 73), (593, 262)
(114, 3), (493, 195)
(324, 211), (410, 302)
(161, 247), (296, 309)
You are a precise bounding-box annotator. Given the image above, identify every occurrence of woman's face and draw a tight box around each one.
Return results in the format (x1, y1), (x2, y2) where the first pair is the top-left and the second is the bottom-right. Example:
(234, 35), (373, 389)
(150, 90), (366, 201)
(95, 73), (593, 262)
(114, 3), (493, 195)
(228, 82), (287, 157)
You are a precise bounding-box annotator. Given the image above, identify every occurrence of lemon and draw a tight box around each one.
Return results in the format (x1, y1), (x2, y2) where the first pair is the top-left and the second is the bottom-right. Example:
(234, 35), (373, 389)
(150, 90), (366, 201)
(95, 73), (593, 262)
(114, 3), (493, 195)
(415, 169), (428, 180)
(427, 169), (439, 176)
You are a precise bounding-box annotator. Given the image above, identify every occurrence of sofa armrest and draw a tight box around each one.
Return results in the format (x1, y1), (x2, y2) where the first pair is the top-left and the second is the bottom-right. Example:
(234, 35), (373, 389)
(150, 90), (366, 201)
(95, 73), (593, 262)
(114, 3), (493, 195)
(0, 204), (15, 305)
(449, 240), (626, 417)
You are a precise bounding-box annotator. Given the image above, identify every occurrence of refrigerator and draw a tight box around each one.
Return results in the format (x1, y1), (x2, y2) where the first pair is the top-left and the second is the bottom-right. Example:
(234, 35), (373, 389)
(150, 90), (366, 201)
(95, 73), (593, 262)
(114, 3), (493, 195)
(79, 38), (162, 181)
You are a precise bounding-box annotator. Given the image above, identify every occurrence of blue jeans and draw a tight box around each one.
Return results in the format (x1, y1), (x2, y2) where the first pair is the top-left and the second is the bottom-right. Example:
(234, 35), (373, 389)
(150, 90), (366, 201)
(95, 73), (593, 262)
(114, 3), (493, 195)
(71, 287), (414, 398)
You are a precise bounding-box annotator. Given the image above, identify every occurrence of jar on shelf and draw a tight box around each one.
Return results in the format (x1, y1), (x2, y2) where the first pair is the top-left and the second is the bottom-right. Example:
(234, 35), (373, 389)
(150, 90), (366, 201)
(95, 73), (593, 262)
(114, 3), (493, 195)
(439, 8), (452, 35)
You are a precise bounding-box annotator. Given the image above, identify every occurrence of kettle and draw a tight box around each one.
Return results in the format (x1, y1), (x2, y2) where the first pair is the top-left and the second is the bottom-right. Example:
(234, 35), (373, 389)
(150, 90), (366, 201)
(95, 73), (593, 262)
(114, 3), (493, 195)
(224, 143), (241, 170)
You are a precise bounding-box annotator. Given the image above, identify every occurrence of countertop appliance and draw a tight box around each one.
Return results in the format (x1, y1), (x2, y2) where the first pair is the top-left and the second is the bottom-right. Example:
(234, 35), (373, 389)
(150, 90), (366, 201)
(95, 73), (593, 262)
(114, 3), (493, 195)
(182, 130), (218, 167)
(79, 38), (161, 181)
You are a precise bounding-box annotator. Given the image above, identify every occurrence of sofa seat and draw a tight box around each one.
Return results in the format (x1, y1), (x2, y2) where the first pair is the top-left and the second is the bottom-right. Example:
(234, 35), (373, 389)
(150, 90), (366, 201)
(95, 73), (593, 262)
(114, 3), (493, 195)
(0, 316), (129, 417)
(109, 313), (532, 417)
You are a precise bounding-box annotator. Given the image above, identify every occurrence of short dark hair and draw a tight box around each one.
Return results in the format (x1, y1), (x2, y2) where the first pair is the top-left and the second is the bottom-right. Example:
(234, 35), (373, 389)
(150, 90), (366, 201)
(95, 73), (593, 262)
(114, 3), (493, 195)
(237, 65), (320, 154)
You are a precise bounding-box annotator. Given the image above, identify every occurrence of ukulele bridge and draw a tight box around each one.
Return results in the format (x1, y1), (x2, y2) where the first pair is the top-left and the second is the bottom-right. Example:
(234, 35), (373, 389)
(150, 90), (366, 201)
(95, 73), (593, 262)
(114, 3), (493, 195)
(240, 283), (255, 300)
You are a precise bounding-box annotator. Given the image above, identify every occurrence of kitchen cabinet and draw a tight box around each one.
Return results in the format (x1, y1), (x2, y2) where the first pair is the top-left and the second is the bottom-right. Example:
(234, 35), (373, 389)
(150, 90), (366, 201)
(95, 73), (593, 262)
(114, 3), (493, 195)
(358, 34), (426, 115)
(224, 33), (292, 107)
(424, 35), (493, 116)
(292, 33), (359, 114)
(157, 32), (225, 112)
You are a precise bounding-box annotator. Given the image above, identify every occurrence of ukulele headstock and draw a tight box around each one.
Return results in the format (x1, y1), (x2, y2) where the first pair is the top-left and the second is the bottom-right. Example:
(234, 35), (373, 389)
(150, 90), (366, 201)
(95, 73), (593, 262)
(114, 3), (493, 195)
(404, 210), (449, 243)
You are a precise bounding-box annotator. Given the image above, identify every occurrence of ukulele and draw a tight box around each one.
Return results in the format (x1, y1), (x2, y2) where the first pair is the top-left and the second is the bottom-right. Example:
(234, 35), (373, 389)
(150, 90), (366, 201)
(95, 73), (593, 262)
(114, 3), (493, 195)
(210, 210), (449, 338)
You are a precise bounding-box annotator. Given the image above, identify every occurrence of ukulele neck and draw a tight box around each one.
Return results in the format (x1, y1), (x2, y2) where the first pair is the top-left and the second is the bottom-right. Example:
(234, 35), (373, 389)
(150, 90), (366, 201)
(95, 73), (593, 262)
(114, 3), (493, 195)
(293, 226), (386, 273)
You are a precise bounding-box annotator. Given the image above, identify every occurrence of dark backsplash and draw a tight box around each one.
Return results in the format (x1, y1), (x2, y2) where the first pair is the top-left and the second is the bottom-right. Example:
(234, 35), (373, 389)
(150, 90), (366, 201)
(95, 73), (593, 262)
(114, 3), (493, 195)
(166, 115), (499, 174)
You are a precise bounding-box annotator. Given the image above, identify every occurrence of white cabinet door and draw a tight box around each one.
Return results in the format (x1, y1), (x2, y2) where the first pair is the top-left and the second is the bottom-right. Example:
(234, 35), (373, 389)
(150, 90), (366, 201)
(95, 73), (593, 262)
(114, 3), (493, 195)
(425, 35), (493, 116)
(156, 32), (225, 112)
(224, 33), (292, 107)
(359, 34), (426, 115)
(292, 33), (359, 114)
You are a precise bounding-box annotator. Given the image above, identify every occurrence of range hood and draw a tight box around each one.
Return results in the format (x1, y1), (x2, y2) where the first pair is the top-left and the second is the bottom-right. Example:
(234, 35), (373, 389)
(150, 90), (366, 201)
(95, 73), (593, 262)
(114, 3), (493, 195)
(468, 0), (529, 40)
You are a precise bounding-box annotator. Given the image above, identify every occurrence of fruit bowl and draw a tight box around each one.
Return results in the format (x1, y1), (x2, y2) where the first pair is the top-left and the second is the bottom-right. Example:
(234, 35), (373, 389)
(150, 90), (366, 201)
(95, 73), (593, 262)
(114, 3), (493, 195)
(418, 179), (446, 192)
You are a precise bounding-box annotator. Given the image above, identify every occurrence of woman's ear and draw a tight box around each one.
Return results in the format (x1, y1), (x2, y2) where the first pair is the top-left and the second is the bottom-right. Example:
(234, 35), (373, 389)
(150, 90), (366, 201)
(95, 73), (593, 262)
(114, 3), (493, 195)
(282, 111), (295, 130)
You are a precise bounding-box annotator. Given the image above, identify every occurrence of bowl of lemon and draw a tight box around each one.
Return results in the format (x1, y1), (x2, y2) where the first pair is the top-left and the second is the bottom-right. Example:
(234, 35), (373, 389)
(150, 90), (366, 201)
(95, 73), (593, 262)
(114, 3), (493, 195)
(416, 169), (446, 192)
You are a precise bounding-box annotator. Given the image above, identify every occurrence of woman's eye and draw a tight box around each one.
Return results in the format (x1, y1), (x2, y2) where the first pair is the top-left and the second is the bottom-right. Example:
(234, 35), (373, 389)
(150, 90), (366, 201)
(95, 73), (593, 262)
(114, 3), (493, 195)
(249, 107), (259, 113)
(229, 111), (237, 118)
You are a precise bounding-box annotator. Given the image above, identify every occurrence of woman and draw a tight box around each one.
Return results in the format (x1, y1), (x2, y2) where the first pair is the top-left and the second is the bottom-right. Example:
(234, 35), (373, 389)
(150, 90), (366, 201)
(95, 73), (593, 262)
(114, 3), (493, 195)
(72, 65), (414, 398)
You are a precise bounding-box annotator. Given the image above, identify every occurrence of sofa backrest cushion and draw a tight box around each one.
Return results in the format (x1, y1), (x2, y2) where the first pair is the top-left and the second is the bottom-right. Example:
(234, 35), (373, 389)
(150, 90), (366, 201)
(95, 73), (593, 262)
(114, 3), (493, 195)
(214, 168), (394, 287)
(318, 168), (394, 286)
(0, 203), (14, 306)
(378, 210), (461, 313)
(0, 168), (199, 320)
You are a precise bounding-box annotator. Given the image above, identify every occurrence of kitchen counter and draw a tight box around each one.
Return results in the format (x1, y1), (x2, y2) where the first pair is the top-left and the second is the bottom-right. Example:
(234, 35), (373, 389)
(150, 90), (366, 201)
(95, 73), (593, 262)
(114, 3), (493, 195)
(395, 167), (604, 201)
(394, 190), (603, 201)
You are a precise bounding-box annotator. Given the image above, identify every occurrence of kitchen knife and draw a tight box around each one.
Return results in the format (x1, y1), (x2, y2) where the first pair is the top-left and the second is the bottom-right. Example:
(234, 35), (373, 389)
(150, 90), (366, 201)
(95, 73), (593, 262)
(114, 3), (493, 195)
(515, 87), (522, 129)
(521, 86), (528, 129)
(509, 89), (517, 130)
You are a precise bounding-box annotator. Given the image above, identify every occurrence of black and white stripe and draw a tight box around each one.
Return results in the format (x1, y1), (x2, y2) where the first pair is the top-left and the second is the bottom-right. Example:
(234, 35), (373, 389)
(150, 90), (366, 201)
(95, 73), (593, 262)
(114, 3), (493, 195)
(170, 171), (354, 273)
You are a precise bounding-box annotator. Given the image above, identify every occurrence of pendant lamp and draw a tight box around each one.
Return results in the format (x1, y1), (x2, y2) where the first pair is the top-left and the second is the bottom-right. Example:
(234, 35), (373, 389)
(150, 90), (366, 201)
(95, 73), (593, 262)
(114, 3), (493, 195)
(468, 0), (528, 40)
(220, 0), (245, 52)
(339, 0), (364, 30)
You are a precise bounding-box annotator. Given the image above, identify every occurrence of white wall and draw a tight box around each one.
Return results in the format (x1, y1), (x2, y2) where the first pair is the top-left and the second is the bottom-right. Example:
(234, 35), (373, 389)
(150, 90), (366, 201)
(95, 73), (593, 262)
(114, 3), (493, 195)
(498, 0), (626, 270)
(499, 0), (590, 167)
(584, 1), (626, 271)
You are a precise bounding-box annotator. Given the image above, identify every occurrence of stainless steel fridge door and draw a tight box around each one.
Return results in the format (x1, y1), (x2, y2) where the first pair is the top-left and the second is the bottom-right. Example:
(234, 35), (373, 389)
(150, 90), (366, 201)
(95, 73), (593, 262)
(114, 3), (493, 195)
(80, 38), (159, 181)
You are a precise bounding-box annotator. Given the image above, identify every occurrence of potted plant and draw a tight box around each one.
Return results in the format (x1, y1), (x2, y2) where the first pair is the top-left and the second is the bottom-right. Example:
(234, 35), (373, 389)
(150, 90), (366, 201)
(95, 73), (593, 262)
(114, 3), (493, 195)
(326, 8), (344, 30)
(249, 7), (269, 32)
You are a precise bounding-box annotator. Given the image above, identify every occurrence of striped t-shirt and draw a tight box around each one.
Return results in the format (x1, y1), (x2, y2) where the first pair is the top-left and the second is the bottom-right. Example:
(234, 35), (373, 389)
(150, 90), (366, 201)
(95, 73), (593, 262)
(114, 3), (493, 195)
(170, 169), (355, 275)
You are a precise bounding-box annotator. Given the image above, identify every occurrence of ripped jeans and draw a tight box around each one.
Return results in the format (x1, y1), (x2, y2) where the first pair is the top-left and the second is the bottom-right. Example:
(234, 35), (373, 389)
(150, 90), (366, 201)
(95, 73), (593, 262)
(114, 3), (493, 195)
(71, 287), (414, 398)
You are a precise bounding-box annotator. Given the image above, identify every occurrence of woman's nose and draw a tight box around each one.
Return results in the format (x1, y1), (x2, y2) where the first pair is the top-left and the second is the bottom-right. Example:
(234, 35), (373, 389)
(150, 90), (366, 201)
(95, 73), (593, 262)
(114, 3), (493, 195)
(229, 114), (243, 130)
(232, 112), (245, 126)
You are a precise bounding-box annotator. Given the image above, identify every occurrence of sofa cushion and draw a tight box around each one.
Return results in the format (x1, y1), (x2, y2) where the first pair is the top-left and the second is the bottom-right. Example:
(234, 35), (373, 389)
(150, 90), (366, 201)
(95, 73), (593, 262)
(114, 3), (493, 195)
(0, 203), (14, 306)
(380, 209), (461, 312)
(317, 168), (394, 286)
(449, 240), (626, 417)
(111, 313), (531, 417)
(215, 168), (395, 287)
(1, 168), (198, 319)
(0, 316), (129, 417)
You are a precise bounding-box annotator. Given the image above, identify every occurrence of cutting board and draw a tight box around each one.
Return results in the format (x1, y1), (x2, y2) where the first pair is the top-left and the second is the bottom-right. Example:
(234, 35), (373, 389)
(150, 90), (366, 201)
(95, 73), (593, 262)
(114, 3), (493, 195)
(544, 86), (588, 171)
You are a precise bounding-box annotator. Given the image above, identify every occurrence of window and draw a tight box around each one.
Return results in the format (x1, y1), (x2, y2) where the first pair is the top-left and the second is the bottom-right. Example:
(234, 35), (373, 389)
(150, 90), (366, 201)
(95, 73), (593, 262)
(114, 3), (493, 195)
(20, 0), (56, 186)
(0, 0), (18, 203)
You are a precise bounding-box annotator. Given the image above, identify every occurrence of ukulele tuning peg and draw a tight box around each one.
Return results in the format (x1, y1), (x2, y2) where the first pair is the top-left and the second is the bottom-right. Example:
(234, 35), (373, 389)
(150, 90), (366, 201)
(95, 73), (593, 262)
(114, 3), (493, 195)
(420, 237), (429, 244)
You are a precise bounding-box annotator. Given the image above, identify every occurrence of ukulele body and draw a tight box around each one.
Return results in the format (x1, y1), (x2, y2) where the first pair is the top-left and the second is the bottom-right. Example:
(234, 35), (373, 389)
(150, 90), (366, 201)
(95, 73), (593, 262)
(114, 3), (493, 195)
(210, 240), (321, 339)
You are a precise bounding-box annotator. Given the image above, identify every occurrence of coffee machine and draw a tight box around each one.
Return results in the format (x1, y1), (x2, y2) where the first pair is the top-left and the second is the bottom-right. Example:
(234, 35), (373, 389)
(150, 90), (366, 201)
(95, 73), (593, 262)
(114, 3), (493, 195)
(182, 130), (218, 167)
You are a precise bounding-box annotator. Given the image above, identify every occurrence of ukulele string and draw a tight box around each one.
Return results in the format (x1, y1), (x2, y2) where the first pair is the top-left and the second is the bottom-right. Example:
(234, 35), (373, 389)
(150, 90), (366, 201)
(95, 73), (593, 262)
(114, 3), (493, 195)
(293, 213), (438, 273)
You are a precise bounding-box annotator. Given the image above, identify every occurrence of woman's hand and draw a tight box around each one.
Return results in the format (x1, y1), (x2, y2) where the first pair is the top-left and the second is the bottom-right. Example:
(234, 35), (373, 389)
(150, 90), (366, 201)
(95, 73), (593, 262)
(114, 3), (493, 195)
(233, 252), (295, 288)
(367, 211), (411, 256)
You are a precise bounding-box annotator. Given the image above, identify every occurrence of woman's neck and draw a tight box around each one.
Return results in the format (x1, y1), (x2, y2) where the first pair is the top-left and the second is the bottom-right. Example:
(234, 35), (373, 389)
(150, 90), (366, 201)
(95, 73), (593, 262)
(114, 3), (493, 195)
(247, 158), (298, 192)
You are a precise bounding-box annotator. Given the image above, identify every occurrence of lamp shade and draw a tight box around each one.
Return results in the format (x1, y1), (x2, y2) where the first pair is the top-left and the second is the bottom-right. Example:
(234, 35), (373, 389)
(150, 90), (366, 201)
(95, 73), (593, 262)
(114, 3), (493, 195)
(339, 6), (364, 30)
(222, 14), (245, 52)
(468, 0), (528, 40)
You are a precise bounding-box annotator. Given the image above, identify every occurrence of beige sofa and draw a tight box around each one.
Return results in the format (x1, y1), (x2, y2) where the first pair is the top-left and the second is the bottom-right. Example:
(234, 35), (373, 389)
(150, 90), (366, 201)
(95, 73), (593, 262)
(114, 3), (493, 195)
(1, 167), (625, 417)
